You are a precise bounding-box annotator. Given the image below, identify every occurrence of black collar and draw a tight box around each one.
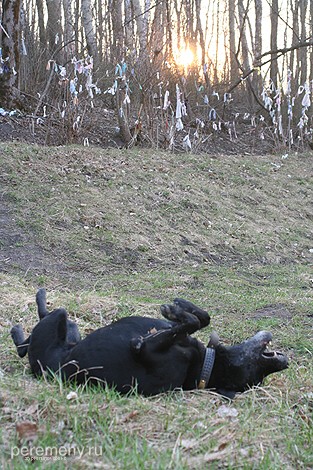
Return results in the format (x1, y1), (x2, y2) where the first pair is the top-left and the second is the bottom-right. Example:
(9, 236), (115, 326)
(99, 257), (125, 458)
(198, 347), (215, 389)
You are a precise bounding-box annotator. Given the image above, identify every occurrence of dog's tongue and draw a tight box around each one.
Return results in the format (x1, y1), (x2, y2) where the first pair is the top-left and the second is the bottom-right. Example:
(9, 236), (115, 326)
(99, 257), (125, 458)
(208, 331), (219, 348)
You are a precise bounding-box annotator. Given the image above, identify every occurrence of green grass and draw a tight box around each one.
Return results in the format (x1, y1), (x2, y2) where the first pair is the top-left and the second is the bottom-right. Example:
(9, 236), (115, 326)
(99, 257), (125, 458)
(0, 142), (312, 468)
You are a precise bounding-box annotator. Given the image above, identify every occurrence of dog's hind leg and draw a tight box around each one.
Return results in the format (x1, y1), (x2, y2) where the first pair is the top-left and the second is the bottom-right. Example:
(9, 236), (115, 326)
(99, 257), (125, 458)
(172, 298), (210, 328)
(11, 324), (30, 358)
(36, 288), (50, 319)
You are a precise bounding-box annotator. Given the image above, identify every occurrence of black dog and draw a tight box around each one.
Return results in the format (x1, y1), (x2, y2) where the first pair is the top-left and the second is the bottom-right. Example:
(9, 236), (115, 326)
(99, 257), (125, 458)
(11, 291), (288, 398)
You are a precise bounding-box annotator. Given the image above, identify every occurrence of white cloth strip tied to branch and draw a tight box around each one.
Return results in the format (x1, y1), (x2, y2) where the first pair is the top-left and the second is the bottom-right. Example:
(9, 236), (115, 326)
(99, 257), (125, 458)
(175, 84), (187, 131)
(163, 90), (170, 110)
(21, 32), (27, 55)
(301, 83), (311, 109)
(176, 84), (182, 119)
(183, 134), (191, 150)
(176, 118), (184, 131)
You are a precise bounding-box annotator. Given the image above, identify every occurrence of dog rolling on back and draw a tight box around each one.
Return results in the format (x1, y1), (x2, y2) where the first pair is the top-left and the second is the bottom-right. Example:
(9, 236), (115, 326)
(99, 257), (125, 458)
(11, 291), (288, 398)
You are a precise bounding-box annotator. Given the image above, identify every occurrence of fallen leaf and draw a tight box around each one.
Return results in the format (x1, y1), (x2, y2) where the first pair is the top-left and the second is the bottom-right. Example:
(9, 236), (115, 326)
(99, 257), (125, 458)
(16, 421), (38, 443)
(218, 441), (229, 451)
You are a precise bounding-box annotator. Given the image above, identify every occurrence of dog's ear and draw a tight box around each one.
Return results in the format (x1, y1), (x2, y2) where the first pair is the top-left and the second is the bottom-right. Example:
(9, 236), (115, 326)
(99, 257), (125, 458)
(207, 331), (219, 348)
(56, 309), (68, 343)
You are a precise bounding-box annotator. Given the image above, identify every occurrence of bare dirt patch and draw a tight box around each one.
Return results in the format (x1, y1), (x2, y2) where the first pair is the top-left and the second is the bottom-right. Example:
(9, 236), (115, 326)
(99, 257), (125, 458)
(251, 303), (295, 320)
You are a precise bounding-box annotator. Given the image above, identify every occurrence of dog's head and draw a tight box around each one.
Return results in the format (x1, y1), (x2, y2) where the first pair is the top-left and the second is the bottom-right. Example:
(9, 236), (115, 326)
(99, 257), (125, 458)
(210, 331), (289, 398)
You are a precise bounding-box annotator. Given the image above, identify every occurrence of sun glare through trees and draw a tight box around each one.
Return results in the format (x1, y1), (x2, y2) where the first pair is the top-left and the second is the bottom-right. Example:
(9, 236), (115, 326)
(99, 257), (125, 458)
(0, 0), (312, 152)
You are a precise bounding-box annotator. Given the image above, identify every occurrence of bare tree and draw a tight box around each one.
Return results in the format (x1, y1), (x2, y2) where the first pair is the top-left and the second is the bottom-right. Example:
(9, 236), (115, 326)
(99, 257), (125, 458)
(124, 0), (134, 53)
(36, 0), (46, 48)
(299, 0), (308, 84)
(149, 0), (165, 60)
(132, 0), (147, 57)
(111, 0), (124, 62)
(63, 0), (75, 57)
(228, 0), (237, 83)
(310, 1), (313, 81)
(0, 0), (22, 107)
(253, 0), (262, 90)
(195, 0), (209, 86)
(237, 0), (254, 104)
(270, 0), (279, 88)
(81, 0), (98, 65)
(46, 0), (63, 59)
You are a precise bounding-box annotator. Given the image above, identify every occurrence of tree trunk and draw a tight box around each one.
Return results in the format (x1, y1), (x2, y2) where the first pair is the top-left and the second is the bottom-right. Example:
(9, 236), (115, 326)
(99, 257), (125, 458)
(46, 0), (63, 59)
(228, 0), (237, 83)
(253, 0), (262, 90)
(97, 0), (103, 62)
(124, 0), (133, 53)
(63, 0), (75, 58)
(165, 0), (173, 59)
(290, 0), (299, 84)
(149, 0), (164, 60)
(270, 0), (279, 89)
(237, 0), (253, 105)
(195, 0), (209, 87)
(299, 0), (308, 84)
(81, 0), (98, 65)
(0, 0), (22, 107)
(36, 0), (46, 48)
(310, 1), (313, 82)
(111, 0), (124, 62)
(131, 0), (147, 57)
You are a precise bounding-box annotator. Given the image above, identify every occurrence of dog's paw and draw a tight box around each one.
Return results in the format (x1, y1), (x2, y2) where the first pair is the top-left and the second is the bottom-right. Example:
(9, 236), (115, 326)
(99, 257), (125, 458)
(160, 304), (181, 321)
(10, 324), (24, 344)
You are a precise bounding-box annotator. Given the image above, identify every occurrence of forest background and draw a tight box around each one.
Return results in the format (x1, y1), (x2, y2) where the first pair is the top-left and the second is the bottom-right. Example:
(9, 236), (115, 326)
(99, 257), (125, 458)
(0, 0), (313, 153)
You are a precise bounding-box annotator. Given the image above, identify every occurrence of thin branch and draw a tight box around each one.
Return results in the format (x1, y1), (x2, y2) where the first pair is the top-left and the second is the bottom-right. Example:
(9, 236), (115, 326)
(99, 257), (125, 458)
(123, 0), (161, 27)
(255, 38), (313, 62)
(227, 39), (313, 94)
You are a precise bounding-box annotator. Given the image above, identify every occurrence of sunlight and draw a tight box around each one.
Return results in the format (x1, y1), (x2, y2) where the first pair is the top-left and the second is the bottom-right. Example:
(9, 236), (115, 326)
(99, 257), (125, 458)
(175, 47), (194, 68)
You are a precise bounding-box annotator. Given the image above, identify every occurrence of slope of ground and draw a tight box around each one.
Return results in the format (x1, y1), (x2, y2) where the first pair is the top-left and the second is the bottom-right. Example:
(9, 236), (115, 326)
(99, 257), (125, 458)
(0, 143), (312, 287)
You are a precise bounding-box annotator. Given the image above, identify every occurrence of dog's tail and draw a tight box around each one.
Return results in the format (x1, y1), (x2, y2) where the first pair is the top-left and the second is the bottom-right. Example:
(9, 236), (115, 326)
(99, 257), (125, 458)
(36, 288), (50, 319)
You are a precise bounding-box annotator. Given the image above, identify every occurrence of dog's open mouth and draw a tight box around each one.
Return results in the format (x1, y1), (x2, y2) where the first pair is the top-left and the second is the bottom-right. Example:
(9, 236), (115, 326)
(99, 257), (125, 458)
(262, 350), (286, 359)
(260, 337), (288, 369)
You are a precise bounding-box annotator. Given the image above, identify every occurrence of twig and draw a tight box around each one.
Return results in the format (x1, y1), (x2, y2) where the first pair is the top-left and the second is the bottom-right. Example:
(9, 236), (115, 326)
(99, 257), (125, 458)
(34, 64), (55, 116)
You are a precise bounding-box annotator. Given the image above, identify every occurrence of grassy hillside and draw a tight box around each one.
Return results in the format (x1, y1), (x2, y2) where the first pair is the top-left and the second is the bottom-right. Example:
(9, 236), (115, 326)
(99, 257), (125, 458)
(0, 142), (312, 469)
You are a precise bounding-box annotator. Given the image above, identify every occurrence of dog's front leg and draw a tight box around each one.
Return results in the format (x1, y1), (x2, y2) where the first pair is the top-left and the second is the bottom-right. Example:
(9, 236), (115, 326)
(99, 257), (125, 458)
(130, 309), (199, 358)
(172, 299), (210, 329)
